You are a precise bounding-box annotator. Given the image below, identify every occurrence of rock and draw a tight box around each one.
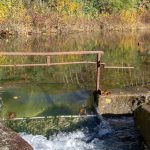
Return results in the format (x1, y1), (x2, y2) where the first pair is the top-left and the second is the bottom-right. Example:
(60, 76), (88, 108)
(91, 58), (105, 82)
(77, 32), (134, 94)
(0, 122), (33, 150)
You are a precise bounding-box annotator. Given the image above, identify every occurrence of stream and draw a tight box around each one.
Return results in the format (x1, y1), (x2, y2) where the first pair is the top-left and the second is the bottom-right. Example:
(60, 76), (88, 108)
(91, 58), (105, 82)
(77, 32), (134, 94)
(20, 117), (143, 150)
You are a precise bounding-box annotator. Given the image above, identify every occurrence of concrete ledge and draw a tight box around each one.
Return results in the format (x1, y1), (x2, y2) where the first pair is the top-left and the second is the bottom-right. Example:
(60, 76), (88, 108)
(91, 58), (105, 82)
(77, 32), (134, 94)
(134, 104), (150, 149)
(99, 94), (133, 114)
(98, 90), (150, 115)
(0, 122), (33, 150)
(97, 89), (150, 149)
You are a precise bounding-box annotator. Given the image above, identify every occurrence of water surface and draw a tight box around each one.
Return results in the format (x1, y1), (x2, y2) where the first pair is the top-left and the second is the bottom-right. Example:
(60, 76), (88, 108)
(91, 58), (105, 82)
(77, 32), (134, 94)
(0, 30), (150, 118)
(0, 30), (149, 150)
(20, 117), (143, 150)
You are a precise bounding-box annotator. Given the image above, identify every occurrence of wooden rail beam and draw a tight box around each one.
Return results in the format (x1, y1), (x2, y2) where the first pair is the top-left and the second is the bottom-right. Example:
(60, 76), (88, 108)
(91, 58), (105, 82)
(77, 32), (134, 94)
(0, 51), (104, 56)
(0, 61), (97, 67)
(104, 66), (134, 69)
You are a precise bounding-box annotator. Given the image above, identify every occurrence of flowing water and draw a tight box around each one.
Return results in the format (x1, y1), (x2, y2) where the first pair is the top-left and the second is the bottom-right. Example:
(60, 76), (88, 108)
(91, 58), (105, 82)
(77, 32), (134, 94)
(20, 117), (143, 150)
(0, 30), (150, 149)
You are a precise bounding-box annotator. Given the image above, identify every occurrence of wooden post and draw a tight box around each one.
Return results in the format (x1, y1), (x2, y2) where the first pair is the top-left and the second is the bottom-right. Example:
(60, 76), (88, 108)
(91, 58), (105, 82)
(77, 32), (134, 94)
(47, 56), (50, 65)
(96, 53), (101, 92)
(94, 52), (104, 106)
(93, 53), (101, 106)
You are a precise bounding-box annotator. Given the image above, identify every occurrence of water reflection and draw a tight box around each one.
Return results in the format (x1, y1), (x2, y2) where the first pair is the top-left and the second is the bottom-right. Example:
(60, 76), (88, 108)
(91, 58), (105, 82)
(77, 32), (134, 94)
(0, 30), (149, 87)
(0, 30), (150, 118)
(0, 84), (92, 118)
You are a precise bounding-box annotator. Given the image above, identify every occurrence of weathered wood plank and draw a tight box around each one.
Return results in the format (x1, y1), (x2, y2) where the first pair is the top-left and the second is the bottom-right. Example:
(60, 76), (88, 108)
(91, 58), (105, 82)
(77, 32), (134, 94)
(0, 51), (104, 56)
(0, 61), (97, 67)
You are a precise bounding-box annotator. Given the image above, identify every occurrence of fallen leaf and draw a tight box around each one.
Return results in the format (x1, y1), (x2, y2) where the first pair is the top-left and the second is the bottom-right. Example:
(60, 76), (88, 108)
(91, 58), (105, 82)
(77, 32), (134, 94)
(8, 112), (16, 119)
(106, 98), (111, 104)
(79, 108), (86, 115)
(102, 90), (111, 95)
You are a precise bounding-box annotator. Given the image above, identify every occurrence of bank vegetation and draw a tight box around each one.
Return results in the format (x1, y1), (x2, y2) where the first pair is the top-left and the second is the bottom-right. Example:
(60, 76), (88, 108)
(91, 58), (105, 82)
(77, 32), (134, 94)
(0, 0), (150, 36)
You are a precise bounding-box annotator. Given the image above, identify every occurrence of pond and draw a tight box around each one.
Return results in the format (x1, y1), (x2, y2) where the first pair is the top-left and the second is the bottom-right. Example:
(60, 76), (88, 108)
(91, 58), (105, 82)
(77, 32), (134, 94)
(0, 30), (149, 118)
(0, 30), (150, 149)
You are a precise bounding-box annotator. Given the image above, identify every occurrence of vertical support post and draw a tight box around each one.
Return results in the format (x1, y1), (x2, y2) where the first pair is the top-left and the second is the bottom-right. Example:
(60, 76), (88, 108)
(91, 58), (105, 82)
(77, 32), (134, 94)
(47, 56), (50, 65)
(96, 53), (101, 92)
(94, 53), (101, 106)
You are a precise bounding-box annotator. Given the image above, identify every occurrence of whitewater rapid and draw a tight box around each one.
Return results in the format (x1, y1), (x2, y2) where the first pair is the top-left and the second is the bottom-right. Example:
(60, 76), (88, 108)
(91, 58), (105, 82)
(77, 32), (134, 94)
(20, 130), (101, 150)
(20, 117), (142, 150)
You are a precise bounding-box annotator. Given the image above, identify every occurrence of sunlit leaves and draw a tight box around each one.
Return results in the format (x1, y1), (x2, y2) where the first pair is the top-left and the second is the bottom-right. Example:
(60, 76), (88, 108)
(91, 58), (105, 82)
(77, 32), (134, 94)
(120, 10), (138, 25)
(0, 0), (26, 23)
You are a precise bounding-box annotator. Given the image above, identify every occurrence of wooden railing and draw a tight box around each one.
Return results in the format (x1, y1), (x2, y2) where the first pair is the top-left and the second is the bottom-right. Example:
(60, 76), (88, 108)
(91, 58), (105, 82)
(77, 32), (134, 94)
(0, 51), (104, 92)
(0, 51), (134, 96)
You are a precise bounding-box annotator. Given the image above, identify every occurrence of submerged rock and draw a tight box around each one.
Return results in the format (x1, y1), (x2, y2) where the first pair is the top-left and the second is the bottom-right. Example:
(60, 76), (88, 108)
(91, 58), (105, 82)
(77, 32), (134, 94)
(0, 122), (33, 150)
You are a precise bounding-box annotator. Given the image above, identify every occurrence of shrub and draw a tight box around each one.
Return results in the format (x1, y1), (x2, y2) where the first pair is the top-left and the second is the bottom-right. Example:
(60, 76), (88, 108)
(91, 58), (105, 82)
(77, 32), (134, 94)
(120, 10), (138, 25)
(0, 0), (9, 22)
(0, 0), (26, 23)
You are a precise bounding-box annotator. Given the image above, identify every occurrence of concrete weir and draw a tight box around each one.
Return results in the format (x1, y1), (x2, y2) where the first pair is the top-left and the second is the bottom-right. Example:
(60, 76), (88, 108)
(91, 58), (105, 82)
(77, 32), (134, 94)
(98, 88), (150, 148)
(98, 89), (150, 115)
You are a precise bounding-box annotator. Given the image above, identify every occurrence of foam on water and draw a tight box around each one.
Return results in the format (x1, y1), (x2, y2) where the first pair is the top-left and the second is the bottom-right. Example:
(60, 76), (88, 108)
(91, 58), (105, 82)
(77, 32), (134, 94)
(20, 117), (143, 150)
(20, 131), (97, 150)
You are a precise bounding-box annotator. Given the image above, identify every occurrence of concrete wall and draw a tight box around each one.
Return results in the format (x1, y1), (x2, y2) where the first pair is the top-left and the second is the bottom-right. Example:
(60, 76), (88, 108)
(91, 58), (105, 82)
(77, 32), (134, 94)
(98, 90), (150, 149)
(134, 104), (150, 149)
(98, 92), (150, 115)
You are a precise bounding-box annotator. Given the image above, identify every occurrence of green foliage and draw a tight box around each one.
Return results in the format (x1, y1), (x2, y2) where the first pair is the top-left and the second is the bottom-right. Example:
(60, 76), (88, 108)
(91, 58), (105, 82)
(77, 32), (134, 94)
(0, 0), (149, 22)
(82, 1), (98, 16)
(0, 0), (149, 34)
(91, 0), (141, 13)
(0, 0), (26, 23)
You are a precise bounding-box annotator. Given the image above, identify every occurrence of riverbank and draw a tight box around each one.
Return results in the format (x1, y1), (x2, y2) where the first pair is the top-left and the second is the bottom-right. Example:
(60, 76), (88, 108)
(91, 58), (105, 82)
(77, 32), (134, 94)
(0, 13), (150, 38)
(0, 0), (150, 37)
